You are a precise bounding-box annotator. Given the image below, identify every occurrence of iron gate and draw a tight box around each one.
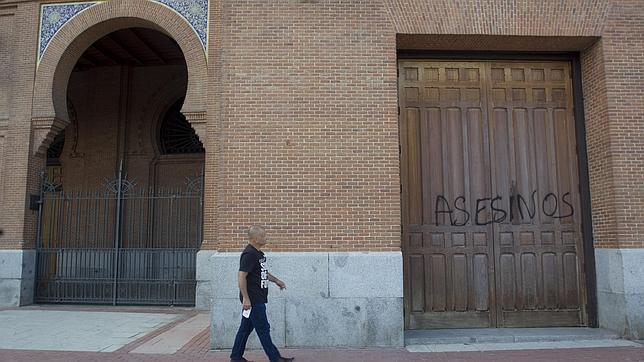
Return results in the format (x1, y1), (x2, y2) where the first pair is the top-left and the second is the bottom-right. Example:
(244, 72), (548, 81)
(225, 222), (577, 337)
(34, 165), (203, 305)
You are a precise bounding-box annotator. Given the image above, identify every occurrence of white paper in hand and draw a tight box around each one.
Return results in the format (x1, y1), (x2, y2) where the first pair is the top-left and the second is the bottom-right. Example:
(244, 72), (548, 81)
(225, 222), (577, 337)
(242, 308), (251, 318)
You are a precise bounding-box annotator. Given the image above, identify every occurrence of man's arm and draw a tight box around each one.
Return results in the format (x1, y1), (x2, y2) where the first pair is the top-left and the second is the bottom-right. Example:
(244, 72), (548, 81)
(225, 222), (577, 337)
(267, 272), (286, 290)
(238, 271), (251, 310)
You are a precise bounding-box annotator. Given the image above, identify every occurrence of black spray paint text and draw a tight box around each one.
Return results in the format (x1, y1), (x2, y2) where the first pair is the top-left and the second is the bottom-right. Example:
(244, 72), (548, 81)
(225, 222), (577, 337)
(434, 191), (574, 226)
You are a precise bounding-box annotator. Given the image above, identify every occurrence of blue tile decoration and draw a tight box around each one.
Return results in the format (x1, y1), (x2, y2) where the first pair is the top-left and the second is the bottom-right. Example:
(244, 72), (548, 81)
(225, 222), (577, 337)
(39, 2), (97, 61)
(39, 0), (209, 63)
(155, 0), (209, 51)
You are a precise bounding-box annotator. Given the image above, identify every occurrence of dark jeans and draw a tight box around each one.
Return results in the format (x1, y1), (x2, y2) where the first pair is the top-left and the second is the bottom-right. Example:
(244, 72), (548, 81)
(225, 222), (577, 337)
(230, 303), (281, 362)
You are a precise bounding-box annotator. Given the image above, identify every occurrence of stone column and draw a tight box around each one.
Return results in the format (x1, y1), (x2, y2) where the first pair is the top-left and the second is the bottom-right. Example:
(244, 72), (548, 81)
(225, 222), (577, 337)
(0, 250), (37, 306)
(595, 249), (644, 339)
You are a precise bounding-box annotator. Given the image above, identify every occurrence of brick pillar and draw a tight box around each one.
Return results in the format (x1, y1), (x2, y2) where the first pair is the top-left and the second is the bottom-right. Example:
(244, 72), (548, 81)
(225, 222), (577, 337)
(0, 2), (39, 307)
(582, 1), (644, 339)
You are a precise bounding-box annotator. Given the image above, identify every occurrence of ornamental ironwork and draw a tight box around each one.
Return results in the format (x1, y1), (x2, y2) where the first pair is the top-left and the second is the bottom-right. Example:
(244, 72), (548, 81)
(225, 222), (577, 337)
(159, 99), (205, 155)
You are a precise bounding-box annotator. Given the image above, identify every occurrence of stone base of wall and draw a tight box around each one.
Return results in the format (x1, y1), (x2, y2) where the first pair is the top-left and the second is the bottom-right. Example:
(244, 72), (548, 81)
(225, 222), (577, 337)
(595, 248), (644, 340)
(195, 250), (215, 311)
(0, 250), (36, 306)
(197, 251), (404, 348)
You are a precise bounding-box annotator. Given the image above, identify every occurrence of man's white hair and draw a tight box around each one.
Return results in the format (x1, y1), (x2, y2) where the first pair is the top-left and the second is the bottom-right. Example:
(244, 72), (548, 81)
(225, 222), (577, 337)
(247, 225), (266, 241)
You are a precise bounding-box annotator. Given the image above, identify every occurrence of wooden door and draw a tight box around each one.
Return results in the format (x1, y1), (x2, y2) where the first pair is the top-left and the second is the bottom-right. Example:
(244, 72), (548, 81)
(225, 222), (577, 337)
(400, 62), (496, 329)
(400, 60), (587, 329)
(487, 62), (586, 327)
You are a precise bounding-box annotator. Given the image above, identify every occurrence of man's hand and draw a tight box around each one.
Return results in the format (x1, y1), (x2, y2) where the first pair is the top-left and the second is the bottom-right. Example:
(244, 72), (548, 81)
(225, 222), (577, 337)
(275, 279), (286, 290)
(268, 272), (286, 290)
(242, 297), (251, 310)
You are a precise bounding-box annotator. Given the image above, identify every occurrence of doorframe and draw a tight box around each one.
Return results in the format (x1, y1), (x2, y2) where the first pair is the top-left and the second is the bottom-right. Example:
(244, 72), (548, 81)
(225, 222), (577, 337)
(396, 50), (598, 328)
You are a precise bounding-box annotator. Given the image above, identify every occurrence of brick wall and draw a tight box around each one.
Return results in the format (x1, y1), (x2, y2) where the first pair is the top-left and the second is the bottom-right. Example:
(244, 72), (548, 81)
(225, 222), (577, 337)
(0, 0), (642, 252)
(206, 0), (642, 251)
(581, 40), (616, 248)
(210, 0), (400, 251)
(0, 2), (39, 250)
(0, 0), (209, 249)
(590, 1), (644, 248)
(0, 4), (11, 246)
(385, 0), (610, 36)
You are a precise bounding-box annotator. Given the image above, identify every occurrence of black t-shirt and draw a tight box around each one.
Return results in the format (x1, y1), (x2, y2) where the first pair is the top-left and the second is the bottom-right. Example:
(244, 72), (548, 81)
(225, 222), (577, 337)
(238, 244), (268, 305)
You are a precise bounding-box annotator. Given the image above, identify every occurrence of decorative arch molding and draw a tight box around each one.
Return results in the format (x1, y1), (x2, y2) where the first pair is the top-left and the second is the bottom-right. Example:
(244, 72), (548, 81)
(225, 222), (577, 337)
(31, 0), (208, 156)
(38, 0), (210, 61)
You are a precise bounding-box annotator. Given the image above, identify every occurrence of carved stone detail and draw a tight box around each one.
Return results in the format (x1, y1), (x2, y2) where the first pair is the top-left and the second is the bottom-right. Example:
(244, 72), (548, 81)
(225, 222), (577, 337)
(31, 117), (69, 156)
(182, 111), (207, 143)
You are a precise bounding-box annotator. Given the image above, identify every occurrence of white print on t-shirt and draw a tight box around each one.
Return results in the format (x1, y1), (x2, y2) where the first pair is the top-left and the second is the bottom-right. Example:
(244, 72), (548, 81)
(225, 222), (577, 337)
(260, 257), (268, 289)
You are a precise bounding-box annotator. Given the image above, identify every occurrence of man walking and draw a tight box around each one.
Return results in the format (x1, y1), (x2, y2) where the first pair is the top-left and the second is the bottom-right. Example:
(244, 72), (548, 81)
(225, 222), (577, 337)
(230, 225), (294, 362)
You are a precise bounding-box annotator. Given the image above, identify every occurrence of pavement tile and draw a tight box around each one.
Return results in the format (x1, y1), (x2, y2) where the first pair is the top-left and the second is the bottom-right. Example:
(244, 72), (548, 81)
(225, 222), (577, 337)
(2, 308), (643, 361)
(2, 347), (644, 362)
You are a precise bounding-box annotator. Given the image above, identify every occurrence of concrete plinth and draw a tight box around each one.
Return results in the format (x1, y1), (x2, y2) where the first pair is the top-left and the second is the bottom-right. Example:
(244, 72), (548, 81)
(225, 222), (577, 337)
(199, 251), (404, 348)
(595, 248), (644, 340)
(0, 250), (36, 306)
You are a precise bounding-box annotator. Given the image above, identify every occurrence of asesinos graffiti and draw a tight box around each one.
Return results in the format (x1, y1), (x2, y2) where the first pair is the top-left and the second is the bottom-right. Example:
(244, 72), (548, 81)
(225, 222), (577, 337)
(434, 191), (574, 226)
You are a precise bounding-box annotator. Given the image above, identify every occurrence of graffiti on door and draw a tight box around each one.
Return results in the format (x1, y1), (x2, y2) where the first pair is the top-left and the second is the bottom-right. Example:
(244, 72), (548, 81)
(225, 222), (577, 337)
(433, 191), (574, 226)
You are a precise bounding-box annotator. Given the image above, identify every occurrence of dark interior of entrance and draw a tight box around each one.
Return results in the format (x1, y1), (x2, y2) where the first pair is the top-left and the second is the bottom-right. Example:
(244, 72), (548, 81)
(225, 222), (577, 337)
(35, 28), (204, 305)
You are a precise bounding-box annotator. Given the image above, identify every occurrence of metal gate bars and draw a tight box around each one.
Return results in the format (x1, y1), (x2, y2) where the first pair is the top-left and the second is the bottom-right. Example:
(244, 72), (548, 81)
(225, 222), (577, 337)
(34, 164), (203, 305)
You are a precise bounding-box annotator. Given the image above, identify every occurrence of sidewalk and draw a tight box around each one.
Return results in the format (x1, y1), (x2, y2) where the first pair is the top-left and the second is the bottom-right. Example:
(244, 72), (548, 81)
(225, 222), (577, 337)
(2, 346), (644, 362)
(0, 306), (642, 362)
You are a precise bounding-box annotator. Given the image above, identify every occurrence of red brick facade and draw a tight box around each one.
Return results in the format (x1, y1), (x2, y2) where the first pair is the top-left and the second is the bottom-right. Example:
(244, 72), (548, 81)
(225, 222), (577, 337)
(0, 0), (642, 252)
(587, 2), (644, 248)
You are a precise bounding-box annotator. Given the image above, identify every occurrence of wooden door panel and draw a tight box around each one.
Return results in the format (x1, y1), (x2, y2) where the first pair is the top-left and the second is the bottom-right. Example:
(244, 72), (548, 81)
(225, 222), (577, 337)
(409, 253), (425, 312)
(473, 253), (490, 311)
(487, 62), (586, 327)
(400, 61), (495, 329)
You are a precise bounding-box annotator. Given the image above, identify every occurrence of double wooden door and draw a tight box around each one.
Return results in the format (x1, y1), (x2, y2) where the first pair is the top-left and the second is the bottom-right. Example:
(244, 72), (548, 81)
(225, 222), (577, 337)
(399, 60), (587, 328)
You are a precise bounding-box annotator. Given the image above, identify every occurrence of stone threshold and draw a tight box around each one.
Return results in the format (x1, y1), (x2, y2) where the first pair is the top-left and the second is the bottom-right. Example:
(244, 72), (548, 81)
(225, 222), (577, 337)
(406, 339), (642, 352)
(406, 327), (621, 345)
(405, 327), (643, 352)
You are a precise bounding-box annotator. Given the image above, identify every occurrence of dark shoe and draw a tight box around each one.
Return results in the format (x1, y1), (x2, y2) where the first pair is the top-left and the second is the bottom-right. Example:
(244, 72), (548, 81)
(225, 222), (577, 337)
(230, 358), (253, 362)
(277, 358), (294, 362)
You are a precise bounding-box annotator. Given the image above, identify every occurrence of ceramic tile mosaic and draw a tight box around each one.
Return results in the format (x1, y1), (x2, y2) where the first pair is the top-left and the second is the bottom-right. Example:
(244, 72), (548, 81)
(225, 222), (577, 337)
(38, 0), (209, 62)
(39, 2), (97, 60)
(155, 0), (209, 50)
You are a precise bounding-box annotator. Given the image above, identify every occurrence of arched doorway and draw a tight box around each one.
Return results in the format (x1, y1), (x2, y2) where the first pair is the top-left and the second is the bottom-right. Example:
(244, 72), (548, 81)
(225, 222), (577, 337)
(34, 27), (205, 306)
